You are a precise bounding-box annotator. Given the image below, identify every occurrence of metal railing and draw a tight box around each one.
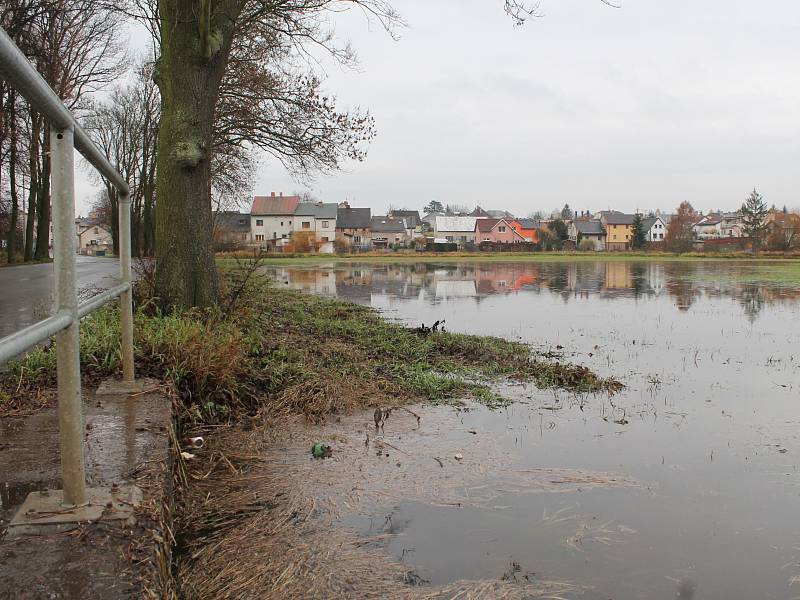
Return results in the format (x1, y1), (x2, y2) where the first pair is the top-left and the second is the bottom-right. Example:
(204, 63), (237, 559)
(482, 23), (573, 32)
(0, 26), (135, 507)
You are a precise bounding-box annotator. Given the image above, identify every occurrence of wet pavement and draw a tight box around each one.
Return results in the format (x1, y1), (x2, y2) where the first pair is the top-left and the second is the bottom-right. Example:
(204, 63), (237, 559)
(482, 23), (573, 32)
(262, 260), (800, 600)
(0, 382), (172, 599)
(0, 256), (121, 338)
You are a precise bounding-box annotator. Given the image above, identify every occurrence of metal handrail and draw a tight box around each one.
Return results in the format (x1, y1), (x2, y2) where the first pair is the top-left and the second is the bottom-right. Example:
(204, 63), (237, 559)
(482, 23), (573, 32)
(0, 25), (136, 506)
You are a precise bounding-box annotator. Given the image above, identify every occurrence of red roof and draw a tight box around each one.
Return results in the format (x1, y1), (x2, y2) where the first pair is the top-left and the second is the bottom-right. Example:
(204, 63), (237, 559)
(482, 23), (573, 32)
(476, 218), (502, 232)
(251, 195), (300, 215)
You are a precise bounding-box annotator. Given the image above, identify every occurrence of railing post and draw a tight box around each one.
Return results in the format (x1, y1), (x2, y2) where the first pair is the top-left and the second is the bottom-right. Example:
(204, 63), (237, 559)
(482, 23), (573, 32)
(118, 193), (134, 382)
(51, 125), (87, 506)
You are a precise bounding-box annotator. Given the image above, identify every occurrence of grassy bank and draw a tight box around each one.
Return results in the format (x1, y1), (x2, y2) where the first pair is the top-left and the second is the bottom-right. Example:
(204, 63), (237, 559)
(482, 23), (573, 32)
(1, 266), (620, 420)
(218, 251), (800, 268)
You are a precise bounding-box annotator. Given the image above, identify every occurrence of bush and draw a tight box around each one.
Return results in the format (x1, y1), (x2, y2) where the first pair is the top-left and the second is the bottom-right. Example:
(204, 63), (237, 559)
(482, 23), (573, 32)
(578, 238), (596, 251)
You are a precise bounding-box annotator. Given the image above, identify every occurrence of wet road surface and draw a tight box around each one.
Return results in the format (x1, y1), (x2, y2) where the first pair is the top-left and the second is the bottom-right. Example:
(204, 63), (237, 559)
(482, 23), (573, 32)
(0, 256), (121, 338)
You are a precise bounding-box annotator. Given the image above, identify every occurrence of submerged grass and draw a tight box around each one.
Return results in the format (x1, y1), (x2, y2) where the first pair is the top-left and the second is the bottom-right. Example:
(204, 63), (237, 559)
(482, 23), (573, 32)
(1, 266), (620, 420)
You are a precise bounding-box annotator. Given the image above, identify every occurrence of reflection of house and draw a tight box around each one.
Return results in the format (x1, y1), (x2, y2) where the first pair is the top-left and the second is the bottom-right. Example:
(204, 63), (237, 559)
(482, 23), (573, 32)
(568, 219), (606, 250)
(598, 212), (635, 251)
(476, 218), (526, 244)
(509, 218), (540, 243)
(641, 216), (667, 243)
(250, 193), (300, 249)
(433, 216), (477, 246)
(336, 204), (371, 250)
(78, 224), (113, 256)
(213, 211), (251, 249)
(293, 202), (338, 253)
(370, 216), (410, 248)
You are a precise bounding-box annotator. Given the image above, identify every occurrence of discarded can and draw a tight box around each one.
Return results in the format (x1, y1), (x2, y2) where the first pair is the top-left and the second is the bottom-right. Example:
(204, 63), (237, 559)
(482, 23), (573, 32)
(186, 436), (204, 449)
(312, 443), (333, 458)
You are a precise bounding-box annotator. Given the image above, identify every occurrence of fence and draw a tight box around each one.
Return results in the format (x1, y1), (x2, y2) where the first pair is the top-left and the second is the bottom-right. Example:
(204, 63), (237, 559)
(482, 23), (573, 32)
(0, 26), (135, 507)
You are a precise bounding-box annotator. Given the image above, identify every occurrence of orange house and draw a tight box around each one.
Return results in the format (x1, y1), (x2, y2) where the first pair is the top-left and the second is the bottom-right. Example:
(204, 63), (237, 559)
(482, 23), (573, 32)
(509, 218), (540, 244)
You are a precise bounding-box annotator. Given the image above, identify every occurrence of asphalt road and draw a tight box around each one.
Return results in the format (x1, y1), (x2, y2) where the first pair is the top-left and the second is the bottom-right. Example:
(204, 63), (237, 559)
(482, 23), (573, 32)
(0, 256), (121, 339)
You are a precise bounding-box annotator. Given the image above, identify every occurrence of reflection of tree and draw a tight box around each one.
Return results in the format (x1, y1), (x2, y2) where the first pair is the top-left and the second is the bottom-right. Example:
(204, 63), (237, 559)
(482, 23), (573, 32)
(631, 262), (647, 299)
(739, 284), (765, 323)
(664, 263), (698, 311)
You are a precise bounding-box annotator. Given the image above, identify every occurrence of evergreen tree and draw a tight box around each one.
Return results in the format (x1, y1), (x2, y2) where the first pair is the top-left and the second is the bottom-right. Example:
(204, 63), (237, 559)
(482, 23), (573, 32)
(424, 200), (444, 214)
(741, 188), (768, 252)
(631, 213), (648, 249)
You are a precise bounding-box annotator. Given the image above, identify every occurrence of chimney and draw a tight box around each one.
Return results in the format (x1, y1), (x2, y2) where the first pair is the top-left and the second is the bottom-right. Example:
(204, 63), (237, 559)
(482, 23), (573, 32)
(271, 192), (276, 197)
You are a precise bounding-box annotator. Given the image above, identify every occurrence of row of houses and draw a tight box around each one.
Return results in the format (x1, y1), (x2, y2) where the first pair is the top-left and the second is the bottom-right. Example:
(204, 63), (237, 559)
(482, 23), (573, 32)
(214, 193), (427, 253)
(214, 195), (797, 253)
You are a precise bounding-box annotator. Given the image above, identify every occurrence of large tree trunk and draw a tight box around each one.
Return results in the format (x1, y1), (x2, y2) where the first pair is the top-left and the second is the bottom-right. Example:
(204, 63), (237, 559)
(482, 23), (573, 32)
(153, 0), (237, 308)
(34, 126), (50, 261)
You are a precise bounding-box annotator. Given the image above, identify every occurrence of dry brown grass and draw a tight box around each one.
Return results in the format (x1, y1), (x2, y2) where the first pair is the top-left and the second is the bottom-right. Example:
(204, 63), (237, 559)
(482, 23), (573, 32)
(175, 403), (635, 598)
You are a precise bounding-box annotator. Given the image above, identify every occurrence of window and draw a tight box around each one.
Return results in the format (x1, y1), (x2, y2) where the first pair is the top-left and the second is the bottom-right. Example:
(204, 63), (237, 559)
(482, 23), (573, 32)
(322, 221), (329, 228)
(282, 234), (287, 239)
(94, 227), (99, 234)
(238, 219), (247, 226)
(302, 221), (311, 229)
(256, 219), (263, 226)
(280, 221), (284, 226)
(499, 226), (506, 232)
(255, 234), (265, 241)
(321, 237), (329, 242)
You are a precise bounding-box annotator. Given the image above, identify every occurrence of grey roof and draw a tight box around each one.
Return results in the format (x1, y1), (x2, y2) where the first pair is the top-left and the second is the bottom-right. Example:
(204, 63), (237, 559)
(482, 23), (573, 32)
(603, 213), (636, 225)
(641, 217), (658, 231)
(370, 216), (407, 233)
(214, 211), (251, 231)
(337, 207), (371, 229)
(294, 202), (338, 219)
(389, 210), (421, 227)
(516, 218), (539, 229)
(487, 209), (515, 219)
(574, 220), (605, 235)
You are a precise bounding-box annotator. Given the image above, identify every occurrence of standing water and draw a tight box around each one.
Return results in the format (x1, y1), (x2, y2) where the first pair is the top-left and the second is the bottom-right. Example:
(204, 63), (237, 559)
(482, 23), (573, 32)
(263, 259), (800, 600)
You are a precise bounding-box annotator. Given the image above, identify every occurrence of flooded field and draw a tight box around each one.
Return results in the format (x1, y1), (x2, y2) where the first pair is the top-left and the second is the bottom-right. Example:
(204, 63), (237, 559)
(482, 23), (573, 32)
(262, 260), (800, 599)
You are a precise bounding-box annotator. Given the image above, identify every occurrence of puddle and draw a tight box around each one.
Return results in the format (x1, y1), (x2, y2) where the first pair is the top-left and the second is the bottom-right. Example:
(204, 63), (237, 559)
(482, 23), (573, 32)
(254, 260), (800, 599)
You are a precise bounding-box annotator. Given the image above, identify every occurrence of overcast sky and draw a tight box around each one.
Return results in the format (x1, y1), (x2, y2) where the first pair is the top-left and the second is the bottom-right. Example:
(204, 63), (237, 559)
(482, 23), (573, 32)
(76, 0), (800, 217)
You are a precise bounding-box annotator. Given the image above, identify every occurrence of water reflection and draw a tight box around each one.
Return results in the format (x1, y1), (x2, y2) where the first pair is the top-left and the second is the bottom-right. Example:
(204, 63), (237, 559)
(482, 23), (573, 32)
(265, 260), (796, 320)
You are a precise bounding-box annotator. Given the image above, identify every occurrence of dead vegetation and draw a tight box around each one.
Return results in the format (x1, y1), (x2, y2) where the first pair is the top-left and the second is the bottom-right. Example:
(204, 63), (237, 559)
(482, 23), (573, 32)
(175, 404), (633, 598)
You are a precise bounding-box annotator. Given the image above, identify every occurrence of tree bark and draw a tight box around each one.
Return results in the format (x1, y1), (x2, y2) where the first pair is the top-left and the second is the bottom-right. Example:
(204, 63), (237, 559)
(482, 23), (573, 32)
(24, 111), (40, 262)
(34, 126), (50, 261)
(153, 0), (238, 308)
(7, 92), (19, 264)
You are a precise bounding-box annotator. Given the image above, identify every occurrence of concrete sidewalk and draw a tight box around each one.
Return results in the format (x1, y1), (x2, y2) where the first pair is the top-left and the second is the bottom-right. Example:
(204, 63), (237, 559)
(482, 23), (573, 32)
(0, 380), (174, 599)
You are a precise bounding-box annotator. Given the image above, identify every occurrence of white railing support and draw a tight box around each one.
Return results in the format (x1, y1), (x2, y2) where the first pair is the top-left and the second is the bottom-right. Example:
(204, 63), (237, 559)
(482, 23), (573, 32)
(51, 126), (87, 506)
(119, 195), (135, 382)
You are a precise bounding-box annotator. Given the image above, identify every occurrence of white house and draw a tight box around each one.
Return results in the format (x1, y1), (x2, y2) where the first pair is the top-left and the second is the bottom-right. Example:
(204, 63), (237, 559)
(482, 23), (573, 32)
(693, 214), (724, 239)
(433, 216), (478, 246)
(77, 223), (113, 255)
(250, 193), (301, 248)
(293, 202), (338, 253)
(641, 216), (667, 242)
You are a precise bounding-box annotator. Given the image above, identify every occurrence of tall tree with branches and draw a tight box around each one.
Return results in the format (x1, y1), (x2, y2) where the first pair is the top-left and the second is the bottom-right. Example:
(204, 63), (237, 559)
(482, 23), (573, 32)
(741, 188), (768, 253)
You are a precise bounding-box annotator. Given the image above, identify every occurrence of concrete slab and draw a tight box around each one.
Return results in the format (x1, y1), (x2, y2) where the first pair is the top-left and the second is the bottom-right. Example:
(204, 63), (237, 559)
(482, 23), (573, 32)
(0, 380), (174, 598)
(96, 377), (162, 397)
(8, 485), (142, 535)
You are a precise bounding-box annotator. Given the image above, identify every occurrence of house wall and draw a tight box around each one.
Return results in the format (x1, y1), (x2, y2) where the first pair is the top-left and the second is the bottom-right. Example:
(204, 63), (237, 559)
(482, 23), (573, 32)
(336, 228), (372, 249)
(251, 215), (294, 246)
(646, 219), (667, 242)
(478, 223), (524, 244)
(436, 230), (475, 245)
(508, 221), (539, 244)
(78, 226), (113, 255)
(605, 223), (632, 250)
